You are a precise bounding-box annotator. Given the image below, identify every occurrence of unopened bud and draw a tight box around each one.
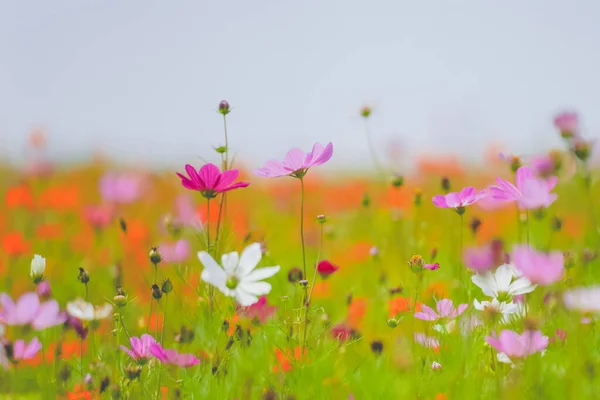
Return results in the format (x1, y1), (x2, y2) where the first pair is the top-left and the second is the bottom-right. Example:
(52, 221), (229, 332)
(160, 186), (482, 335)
(413, 189), (422, 207)
(390, 175), (404, 188)
(299, 279), (308, 288)
(119, 218), (127, 234)
(125, 365), (142, 380)
(564, 250), (576, 269)
(387, 318), (399, 328)
(78, 267), (90, 284)
(510, 156), (522, 174)
(316, 214), (327, 224)
(361, 193), (371, 208)
(408, 254), (424, 274)
(149, 247), (163, 265)
(58, 364), (71, 382)
(161, 278), (173, 294)
(37, 281), (52, 299)
(287, 267), (303, 283)
(573, 139), (592, 163)
(370, 340), (383, 355)
(218, 100), (230, 115)
(360, 105), (372, 118)
(215, 146), (227, 154)
(441, 177), (451, 193)
(151, 284), (163, 300)
(551, 217), (562, 231)
(100, 376), (110, 393)
(113, 295), (127, 308)
(470, 217), (482, 236)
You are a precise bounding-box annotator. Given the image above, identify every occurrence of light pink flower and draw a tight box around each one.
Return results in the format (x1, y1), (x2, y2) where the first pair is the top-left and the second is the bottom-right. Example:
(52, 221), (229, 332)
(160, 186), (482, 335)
(553, 112), (579, 136)
(463, 245), (494, 272)
(12, 338), (42, 361)
(414, 299), (467, 321)
(563, 286), (600, 313)
(0, 292), (66, 330)
(490, 166), (558, 209)
(432, 187), (486, 212)
(431, 361), (442, 371)
(83, 205), (114, 229)
(120, 334), (156, 363)
(100, 173), (144, 204)
(486, 330), (548, 362)
(512, 245), (564, 285)
(177, 163), (249, 198)
(254, 142), (333, 178)
(159, 240), (191, 264)
(238, 296), (277, 324)
(150, 343), (200, 367)
(530, 154), (556, 178)
(414, 333), (440, 350)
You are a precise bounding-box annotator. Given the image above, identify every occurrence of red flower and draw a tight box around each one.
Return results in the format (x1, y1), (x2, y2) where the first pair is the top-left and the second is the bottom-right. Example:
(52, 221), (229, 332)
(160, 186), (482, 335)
(317, 260), (339, 278)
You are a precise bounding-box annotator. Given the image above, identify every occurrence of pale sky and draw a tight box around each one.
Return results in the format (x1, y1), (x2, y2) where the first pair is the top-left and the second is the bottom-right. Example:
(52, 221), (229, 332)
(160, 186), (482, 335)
(0, 0), (599, 170)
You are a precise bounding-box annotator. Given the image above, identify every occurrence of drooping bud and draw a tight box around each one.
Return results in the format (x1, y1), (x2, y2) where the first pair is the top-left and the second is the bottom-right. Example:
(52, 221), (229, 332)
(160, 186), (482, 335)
(149, 247), (163, 265)
(218, 100), (231, 115)
(78, 267), (90, 284)
(151, 284), (163, 300)
(30, 254), (46, 284)
(161, 278), (173, 294)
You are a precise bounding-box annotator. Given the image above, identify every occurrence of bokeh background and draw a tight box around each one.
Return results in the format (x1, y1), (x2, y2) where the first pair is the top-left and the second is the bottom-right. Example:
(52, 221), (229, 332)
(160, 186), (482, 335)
(1, 0), (599, 170)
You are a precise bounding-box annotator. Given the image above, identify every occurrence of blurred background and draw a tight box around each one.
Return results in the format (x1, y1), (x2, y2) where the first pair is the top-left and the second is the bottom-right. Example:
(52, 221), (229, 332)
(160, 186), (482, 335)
(0, 0), (599, 170)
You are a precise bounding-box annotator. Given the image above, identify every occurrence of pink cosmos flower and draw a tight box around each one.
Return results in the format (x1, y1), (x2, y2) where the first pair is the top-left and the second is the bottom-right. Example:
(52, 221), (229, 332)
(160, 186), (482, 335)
(100, 173), (144, 204)
(317, 260), (339, 278)
(553, 112), (579, 136)
(432, 187), (486, 212)
(414, 299), (468, 321)
(431, 361), (442, 371)
(83, 205), (114, 229)
(254, 142), (333, 178)
(530, 155), (555, 178)
(238, 296), (276, 324)
(512, 245), (564, 285)
(414, 333), (440, 350)
(490, 166), (558, 209)
(331, 323), (355, 342)
(12, 338), (42, 361)
(159, 240), (191, 264)
(485, 330), (548, 362)
(0, 292), (66, 330)
(120, 334), (156, 363)
(150, 343), (200, 368)
(37, 281), (52, 299)
(424, 263), (439, 271)
(463, 245), (494, 272)
(177, 163), (249, 198)
(563, 286), (600, 313)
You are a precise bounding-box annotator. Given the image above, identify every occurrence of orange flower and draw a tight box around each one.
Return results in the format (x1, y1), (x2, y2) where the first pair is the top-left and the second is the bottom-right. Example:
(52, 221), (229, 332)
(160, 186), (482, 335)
(5, 184), (35, 209)
(1, 232), (30, 256)
(422, 282), (450, 301)
(273, 346), (308, 373)
(38, 185), (80, 211)
(36, 223), (63, 240)
(348, 298), (367, 328)
(388, 297), (422, 318)
(434, 393), (447, 400)
(64, 384), (95, 400)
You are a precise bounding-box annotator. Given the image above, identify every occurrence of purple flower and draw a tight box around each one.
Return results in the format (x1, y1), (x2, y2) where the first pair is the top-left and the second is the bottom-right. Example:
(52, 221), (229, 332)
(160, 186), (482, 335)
(0, 292), (66, 330)
(120, 334), (156, 363)
(12, 338), (42, 361)
(100, 173), (144, 204)
(149, 343), (200, 367)
(414, 299), (467, 321)
(254, 142), (333, 179)
(66, 316), (89, 339)
(512, 245), (564, 285)
(490, 166), (558, 210)
(432, 187), (486, 212)
(159, 240), (191, 264)
(177, 164), (249, 198)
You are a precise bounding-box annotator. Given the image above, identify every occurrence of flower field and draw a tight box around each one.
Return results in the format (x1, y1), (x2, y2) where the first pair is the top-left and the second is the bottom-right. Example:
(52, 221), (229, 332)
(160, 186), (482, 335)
(0, 106), (599, 399)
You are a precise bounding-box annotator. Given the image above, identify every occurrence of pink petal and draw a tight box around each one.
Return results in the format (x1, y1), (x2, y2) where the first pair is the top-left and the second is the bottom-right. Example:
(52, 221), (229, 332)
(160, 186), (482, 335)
(214, 169), (240, 192)
(184, 164), (201, 184)
(515, 166), (534, 191)
(120, 345), (139, 359)
(13, 340), (25, 360)
(15, 293), (40, 325)
(198, 163), (221, 189)
(432, 195), (448, 208)
(436, 299), (454, 318)
(459, 187), (477, 203)
(283, 148), (306, 172)
(306, 142), (333, 167)
(414, 305), (438, 321)
(23, 338), (42, 359)
(32, 300), (66, 330)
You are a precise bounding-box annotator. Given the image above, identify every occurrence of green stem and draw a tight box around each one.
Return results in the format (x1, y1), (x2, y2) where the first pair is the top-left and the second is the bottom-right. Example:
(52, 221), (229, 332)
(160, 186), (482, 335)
(145, 299), (153, 334)
(525, 210), (530, 246)
(84, 283), (88, 301)
(302, 223), (325, 359)
(214, 194), (226, 257)
(222, 114), (229, 170)
(364, 118), (384, 176)
(206, 198), (211, 251)
(299, 178), (307, 278)
(161, 294), (168, 345)
(120, 313), (131, 340)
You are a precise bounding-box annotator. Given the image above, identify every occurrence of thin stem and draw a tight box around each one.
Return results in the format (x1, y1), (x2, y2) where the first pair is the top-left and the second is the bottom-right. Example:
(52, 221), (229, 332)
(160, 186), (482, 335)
(156, 306), (160, 339)
(84, 283), (88, 301)
(161, 294), (168, 345)
(206, 198), (211, 251)
(80, 337), (84, 379)
(222, 114), (229, 170)
(214, 194), (226, 256)
(299, 178), (307, 278)
(146, 300), (153, 334)
(364, 118), (384, 176)
(119, 313), (131, 340)
(459, 213), (464, 266)
(516, 206), (522, 243)
(525, 210), (530, 246)
(302, 223), (325, 359)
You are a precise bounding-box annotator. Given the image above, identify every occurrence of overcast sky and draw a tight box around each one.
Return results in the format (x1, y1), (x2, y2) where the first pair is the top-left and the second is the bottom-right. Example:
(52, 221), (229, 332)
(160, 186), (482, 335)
(0, 0), (598, 170)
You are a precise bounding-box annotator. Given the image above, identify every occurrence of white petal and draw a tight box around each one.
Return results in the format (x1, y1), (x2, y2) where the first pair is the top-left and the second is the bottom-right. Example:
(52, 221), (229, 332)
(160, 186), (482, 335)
(237, 243), (262, 277)
(198, 251), (227, 288)
(473, 299), (487, 311)
(221, 252), (239, 275)
(495, 265), (513, 293)
(243, 266), (280, 282)
(509, 277), (536, 296)
(239, 281), (272, 296)
(234, 288), (259, 306)
(497, 353), (513, 364)
(472, 273), (497, 297)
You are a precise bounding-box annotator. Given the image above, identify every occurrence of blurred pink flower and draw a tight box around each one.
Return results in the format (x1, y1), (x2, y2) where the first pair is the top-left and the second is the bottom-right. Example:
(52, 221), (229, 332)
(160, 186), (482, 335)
(239, 296), (276, 324)
(177, 163), (249, 198)
(120, 334), (156, 363)
(414, 333), (440, 350)
(512, 245), (564, 285)
(100, 173), (144, 204)
(490, 166), (558, 209)
(36, 281), (52, 299)
(486, 330), (548, 363)
(463, 245), (494, 272)
(12, 338), (42, 361)
(563, 286), (600, 313)
(529, 154), (555, 178)
(254, 142), (333, 178)
(424, 263), (440, 271)
(175, 194), (200, 227)
(0, 292), (66, 330)
(331, 323), (355, 342)
(159, 240), (191, 264)
(83, 205), (114, 229)
(317, 260), (339, 278)
(414, 299), (467, 321)
(553, 111), (579, 136)
(432, 187), (486, 212)
(150, 343), (200, 367)
(431, 361), (442, 371)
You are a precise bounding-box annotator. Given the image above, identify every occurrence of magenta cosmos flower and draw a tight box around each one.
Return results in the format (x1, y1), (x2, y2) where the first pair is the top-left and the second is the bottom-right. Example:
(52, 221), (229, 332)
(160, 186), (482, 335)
(554, 111), (579, 137)
(177, 163), (249, 199)
(512, 245), (564, 285)
(238, 296), (276, 324)
(0, 292), (66, 330)
(317, 260), (339, 278)
(486, 330), (548, 363)
(432, 187), (486, 214)
(120, 334), (156, 364)
(490, 166), (558, 210)
(150, 343), (200, 367)
(254, 142), (333, 178)
(414, 299), (467, 321)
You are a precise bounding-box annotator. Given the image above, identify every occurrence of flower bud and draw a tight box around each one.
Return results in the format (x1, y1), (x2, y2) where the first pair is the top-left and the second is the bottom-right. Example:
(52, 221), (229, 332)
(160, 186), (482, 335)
(510, 156), (522, 174)
(370, 340), (383, 355)
(37, 281), (51, 299)
(151, 284), (163, 300)
(408, 254), (424, 274)
(564, 250), (576, 269)
(573, 139), (592, 163)
(215, 146), (227, 154)
(161, 278), (173, 294)
(78, 267), (90, 284)
(441, 177), (451, 193)
(218, 100), (230, 115)
(113, 295), (127, 308)
(361, 193), (371, 208)
(360, 105), (372, 118)
(390, 175), (404, 189)
(316, 214), (327, 224)
(299, 279), (308, 288)
(551, 217), (562, 232)
(149, 247), (163, 265)
(389, 286), (403, 296)
(431, 361), (442, 371)
(413, 189), (422, 207)
(99, 376), (110, 393)
(119, 218), (127, 234)
(287, 267), (303, 283)
(387, 318), (399, 328)
(58, 364), (71, 382)
(30, 254), (46, 284)
(369, 246), (379, 258)
(470, 217), (481, 236)
(125, 365), (142, 380)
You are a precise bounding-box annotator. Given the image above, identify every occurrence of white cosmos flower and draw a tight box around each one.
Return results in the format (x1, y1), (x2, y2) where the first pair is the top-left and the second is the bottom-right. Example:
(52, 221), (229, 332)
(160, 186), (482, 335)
(67, 299), (113, 321)
(30, 254), (46, 283)
(474, 298), (524, 323)
(471, 264), (536, 300)
(198, 243), (280, 306)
